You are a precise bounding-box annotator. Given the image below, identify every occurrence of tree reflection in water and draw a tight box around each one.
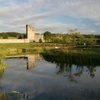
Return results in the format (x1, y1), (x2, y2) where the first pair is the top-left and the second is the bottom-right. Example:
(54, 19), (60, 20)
(41, 49), (99, 82)
(1, 52), (100, 100)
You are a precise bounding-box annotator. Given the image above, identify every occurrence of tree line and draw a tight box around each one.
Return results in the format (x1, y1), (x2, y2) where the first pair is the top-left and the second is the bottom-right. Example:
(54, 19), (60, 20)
(43, 30), (100, 46)
(0, 30), (100, 45)
(0, 32), (25, 39)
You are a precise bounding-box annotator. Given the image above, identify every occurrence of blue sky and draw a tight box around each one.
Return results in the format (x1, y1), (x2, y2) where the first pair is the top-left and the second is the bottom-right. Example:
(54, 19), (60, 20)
(0, 0), (100, 34)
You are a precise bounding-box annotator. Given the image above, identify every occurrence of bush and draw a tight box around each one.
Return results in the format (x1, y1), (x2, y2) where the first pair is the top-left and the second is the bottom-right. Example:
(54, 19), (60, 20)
(39, 38), (42, 43)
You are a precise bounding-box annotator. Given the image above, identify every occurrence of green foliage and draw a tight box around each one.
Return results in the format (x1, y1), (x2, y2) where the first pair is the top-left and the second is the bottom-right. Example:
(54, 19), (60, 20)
(44, 31), (51, 36)
(2, 34), (8, 39)
(86, 34), (96, 46)
(18, 35), (23, 39)
(0, 32), (25, 39)
(39, 38), (42, 43)
(41, 48), (100, 78)
(43, 31), (52, 42)
(43, 29), (100, 46)
(42, 48), (100, 65)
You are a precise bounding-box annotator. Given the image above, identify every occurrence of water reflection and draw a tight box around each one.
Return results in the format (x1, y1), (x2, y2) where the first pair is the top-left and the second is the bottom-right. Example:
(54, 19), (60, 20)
(6, 54), (43, 70)
(41, 50), (100, 79)
(1, 54), (100, 100)
(56, 64), (96, 78)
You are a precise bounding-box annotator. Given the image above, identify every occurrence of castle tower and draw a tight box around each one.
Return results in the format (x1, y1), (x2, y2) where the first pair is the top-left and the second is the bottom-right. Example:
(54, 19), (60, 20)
(26, 25), (35, 42)
(27, 55), (35, 70)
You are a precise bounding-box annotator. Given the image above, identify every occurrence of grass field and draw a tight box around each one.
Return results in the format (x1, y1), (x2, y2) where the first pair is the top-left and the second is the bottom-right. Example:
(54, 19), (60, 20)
(0, 43), (64, 49)
(0, 42), (100, 56)
(0, 43), (65, 55)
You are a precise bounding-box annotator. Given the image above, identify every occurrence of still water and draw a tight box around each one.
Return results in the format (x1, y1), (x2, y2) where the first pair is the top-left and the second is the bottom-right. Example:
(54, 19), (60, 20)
(0, 54), (100, 100)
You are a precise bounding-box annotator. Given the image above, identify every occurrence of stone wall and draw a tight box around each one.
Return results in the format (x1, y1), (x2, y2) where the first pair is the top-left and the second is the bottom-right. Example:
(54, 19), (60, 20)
(34, 33), (44, 42)
(0, 39), (29, 43)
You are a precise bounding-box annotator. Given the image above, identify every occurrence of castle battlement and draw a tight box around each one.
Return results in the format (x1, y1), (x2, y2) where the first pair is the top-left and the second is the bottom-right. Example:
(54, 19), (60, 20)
(26, 24), (44, 42)
(0, 25), (44, 43)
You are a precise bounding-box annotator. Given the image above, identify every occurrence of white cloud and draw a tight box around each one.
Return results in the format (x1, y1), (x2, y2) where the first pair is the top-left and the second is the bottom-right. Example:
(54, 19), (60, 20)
(0, 0), (100, 34)
(95, 23), (100, 26)
(35, 20), (75, 33)
(78, 27), (97, 34)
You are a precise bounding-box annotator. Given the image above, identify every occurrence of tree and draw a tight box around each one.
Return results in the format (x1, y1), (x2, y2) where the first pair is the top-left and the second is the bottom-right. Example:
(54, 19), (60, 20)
(87, 34), (96, 47)
(39, 38), (42, 43)
(43, 31), (52, 42)
(67, 29), (81, 46)
(18, 35), (23, 39)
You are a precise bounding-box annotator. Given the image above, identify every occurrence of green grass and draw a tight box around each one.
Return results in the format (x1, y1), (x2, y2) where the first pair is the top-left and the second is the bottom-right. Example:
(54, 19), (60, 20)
(0, 43), (64, 55)
(0, 42), (100, 56)
(0, 43), (66, 49)
(0, 43), (33, 49)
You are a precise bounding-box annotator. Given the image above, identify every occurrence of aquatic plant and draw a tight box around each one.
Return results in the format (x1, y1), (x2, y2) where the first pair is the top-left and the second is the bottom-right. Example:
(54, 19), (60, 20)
(41, 48), (100, 78)
(42, 48), (100, 66)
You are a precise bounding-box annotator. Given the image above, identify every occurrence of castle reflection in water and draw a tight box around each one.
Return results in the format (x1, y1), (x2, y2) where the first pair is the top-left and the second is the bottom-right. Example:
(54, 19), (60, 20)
(6, 54), (43, 70)
(0, 54), (43, 100)
(26, 54), (43, 70)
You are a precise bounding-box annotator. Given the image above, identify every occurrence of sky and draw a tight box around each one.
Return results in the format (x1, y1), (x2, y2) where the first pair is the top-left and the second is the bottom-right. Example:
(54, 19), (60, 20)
(0, 0), (100, 34)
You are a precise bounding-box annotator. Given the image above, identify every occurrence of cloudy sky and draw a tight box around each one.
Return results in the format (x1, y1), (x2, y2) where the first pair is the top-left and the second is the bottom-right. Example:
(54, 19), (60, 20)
(0, 0), (100, 34)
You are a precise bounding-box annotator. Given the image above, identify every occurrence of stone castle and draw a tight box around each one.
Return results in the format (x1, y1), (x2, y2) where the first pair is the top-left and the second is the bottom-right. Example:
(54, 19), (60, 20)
(26, 25), (44, 42)
(0, 25), (44, 43)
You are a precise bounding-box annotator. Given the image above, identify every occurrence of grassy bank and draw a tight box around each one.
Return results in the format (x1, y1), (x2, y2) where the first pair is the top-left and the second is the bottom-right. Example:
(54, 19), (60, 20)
(0, 43), (66, 55)
(0, 48), (7, 74)
(0, 43), (99, 75)
(0, 42), (100, 55)
(0, 43), (61, 72)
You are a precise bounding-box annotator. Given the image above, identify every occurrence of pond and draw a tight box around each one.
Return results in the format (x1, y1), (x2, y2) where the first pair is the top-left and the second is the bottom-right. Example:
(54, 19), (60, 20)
(0, 54), (100, 100)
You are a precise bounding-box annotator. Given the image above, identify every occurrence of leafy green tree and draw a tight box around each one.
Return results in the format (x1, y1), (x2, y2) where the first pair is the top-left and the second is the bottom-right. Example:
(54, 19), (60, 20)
(87, 34), (96, 47)
(67, 29), (80, 46)
(78, 35), (85, 45)
(43, 31), (52, 42)
(39, 38), (42, 43)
